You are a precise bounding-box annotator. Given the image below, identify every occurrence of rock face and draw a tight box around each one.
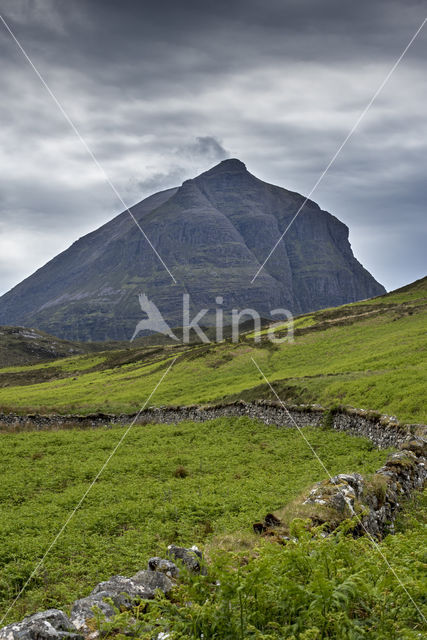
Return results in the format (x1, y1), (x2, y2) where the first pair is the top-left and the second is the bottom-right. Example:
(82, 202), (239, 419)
(0, 159), (385, 341)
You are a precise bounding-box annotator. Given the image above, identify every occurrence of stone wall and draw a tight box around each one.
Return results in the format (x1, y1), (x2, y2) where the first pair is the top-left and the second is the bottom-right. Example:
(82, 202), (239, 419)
(255, 434), (427, 538)
(0, 400), (425, 449)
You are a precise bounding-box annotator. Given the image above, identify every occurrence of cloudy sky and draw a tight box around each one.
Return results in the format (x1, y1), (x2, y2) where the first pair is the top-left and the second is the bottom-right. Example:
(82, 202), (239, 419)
(0, 0), (426, 295)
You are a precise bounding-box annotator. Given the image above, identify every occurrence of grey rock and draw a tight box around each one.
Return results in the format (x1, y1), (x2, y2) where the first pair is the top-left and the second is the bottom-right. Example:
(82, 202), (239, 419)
(0, 159), (385, 341)
(295, 437), (426, 538)
(398, 436), (426, 456)
(167, 545), (205, 574)
(304, 474), (361, 515)
(70, 595), (115, 633)
(0, 610), (83, 640)
(148, 557), (179, 578)
(331, 473), (364, 498)
(70, 571), (172, 633)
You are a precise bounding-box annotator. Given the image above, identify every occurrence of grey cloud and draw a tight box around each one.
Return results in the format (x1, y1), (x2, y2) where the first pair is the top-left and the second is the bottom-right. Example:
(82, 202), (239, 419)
(132, 167), (185, 197)
(181, 137), (229, 162)
(0, 0), (425, 295)
(128, 137), (228, 198)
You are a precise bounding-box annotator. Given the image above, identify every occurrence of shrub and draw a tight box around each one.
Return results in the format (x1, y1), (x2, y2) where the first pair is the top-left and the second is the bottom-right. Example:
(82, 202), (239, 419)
(173, 465), (189, 478)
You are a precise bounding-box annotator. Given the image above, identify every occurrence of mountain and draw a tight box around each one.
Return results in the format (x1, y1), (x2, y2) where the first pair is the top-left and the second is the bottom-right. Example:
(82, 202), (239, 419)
(0, 159), (385, 341)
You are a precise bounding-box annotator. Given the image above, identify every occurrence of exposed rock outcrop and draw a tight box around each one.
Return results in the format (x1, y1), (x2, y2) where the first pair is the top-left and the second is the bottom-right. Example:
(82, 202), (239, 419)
(147, 557), (179, 579)
(70, 571), (172, 635)
(166, 545), (205, 574)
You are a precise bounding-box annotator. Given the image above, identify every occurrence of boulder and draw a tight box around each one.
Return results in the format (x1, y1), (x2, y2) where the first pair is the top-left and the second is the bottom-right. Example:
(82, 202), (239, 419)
(167, 545), (205, 574)
(303, 473), (364, 515)
(70, 571), (172, 633)
(398, 436), (426, 457)
(0, 609), (83, 640)
(148, 557), (179, 578)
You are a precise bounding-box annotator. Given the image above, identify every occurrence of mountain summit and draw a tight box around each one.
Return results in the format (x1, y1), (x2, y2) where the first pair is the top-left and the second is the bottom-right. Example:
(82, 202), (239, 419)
(204, 158), (247, 173)
(0, 159), (385, 341)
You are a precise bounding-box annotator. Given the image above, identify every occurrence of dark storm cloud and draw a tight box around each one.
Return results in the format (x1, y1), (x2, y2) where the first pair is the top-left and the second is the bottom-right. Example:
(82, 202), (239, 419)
(0, 0), (425, 294)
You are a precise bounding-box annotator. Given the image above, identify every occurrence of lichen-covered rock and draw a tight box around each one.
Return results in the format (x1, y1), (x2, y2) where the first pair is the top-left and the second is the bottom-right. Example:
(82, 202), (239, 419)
(257, 436), (426, 540)
(398, 435), (427, 457)
(70, 594), (115, 635)
(384, 450), (417, 472)
(167, 545), (205, 574)
(0, 609), (83, 640)
(303, 473), (364, 516)
(70, 571), (172, 633)
(148, 557), (179, 578)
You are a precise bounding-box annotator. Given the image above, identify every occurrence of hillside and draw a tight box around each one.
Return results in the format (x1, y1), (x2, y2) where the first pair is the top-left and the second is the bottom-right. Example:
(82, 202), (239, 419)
(0, 325), (196, 369)
(0, 279), (425, 636)
(0, 326), (122, 368)
(0, 277), (425, 422)
(0, 159), (385, 341)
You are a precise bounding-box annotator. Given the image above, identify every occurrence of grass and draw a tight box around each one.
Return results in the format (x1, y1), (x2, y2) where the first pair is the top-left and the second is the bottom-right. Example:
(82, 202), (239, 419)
(0, 416), (389, 623)
(0, 305), (425, 422)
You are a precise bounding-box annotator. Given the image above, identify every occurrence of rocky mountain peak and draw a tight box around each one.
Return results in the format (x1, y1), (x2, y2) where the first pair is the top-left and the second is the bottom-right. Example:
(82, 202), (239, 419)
(202, 158), (247, 175)
(0, 160), (386, 341)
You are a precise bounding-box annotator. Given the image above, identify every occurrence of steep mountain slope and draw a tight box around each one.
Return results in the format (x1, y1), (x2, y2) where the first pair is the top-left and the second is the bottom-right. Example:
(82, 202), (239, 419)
(0, 159), (385, 341)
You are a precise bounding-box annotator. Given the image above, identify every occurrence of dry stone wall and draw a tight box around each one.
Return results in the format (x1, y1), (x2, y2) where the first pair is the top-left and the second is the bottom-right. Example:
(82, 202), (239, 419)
(0, 400), (424, 449)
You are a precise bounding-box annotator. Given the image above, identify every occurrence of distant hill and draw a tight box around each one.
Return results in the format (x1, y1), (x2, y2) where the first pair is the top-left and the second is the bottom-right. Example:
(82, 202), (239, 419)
(0, 316), (274, 368)
(0, 158), (385, 341)
(0, 326), (108, 368)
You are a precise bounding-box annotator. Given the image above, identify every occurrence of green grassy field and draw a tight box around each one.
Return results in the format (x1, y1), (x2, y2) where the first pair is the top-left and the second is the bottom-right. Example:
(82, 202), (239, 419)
(0, 278), (425, 422)
(0, 417), (389, 623)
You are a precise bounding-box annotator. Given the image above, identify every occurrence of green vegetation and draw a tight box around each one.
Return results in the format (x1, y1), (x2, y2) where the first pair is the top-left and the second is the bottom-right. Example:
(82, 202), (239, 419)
(0, 417), (389, 624)
(0, 278), (425, 422)
(0, 279), (425, 636)
(122, 491), (427, 639)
